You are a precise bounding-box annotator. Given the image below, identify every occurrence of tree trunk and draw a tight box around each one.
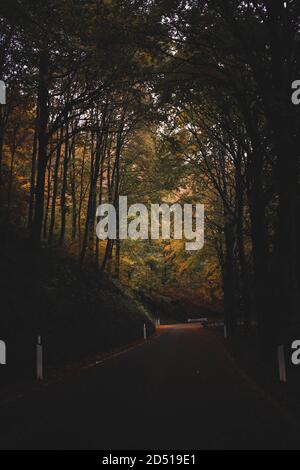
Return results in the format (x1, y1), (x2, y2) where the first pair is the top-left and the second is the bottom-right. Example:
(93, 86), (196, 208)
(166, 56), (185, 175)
(59, 124), (70, 246)
(71, 141), (77, 241)
(31, 49), (49, 248)
(48, 128), (63, 243)
(223, 213), (237, 338)
(80, 131), (96, 264)
(0, 119), (5, 189)
(43, 148), (52, 239)
(247, 150), (271, 353)
(235, 152), (251, 331)
(81, 113), (106, 264)
(6, 126), (17, 225)
(28, 119), (38, 229)
(77, 138), (88, 251)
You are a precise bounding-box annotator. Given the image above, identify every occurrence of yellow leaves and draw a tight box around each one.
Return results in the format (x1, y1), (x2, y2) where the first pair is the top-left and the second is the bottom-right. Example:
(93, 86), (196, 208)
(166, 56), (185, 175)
(21, 182), (31, 191)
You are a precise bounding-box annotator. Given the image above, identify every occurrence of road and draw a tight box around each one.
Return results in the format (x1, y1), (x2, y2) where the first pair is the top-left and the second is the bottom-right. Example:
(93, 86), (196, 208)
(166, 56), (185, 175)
(0, 324), (299, 450)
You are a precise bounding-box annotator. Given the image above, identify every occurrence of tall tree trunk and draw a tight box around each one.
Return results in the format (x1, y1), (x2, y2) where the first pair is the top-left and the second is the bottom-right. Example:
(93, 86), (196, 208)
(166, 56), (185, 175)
(95, 133), (108, 266)
(238, 96), (272, 351)
(6, 126), (17, 225)
(266, 1), (299, 343)
(48, 128), (63, 243)
(223, 212), (237, 338)
(0, 118), (5, 189)
(59, 124), (69, 246)
(247, 150), (271, 353)
(114, 129), (122, 278)
(28, 119), (38, 229)
(101, 239), (115, 273)
(80, 131), (96, 264)
(71, 141), (77, 241)
(31, 49), (49, 248)
(77, 138), (88, 251)
(274, 136), (299, 343)
(235, 152), (251, 331)
(43, 149), (52, 239)
(81, 111), (106, 264)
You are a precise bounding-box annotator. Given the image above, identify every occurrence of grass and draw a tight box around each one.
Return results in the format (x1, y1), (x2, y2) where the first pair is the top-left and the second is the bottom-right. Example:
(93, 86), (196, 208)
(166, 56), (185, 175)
(0, 228), (154, 386)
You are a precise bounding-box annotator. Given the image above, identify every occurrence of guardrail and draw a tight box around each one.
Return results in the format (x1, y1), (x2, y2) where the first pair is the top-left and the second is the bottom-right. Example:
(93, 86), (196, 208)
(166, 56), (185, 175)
(187, 318), (208, 323)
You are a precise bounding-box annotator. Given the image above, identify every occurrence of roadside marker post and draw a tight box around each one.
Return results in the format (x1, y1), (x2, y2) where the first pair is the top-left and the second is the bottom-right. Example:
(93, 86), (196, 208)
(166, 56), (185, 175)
(0, 81), (6, 105)
(0, 340), (6, 365)
(224, 325), (227, 339)
(37, 335), (43, 381)
(143, 324), (147, 340)
(278, 344), (287, 383)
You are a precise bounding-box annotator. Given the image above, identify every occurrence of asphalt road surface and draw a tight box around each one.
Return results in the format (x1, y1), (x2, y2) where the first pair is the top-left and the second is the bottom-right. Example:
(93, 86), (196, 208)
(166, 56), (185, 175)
(0, 324), (299, 450)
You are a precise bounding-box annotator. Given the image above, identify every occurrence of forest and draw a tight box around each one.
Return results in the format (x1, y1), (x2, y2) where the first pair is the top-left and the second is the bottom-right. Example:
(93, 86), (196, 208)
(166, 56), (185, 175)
(0, 0), (299, 370)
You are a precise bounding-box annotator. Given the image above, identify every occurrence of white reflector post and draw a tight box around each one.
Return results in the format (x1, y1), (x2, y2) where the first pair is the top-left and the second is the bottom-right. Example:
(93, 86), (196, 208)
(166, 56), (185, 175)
(37, 336), (43, 381)
(278, 344), (287, 383)
(0, 340), (6, 365)
(143, 324), (147, 340)
(0, 81), (6, 105)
